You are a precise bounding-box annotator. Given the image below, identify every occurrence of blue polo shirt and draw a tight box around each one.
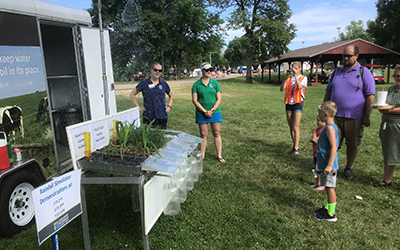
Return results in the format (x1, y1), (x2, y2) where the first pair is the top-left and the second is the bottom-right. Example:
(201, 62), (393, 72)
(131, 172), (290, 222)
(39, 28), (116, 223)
(136, 78), (171, 119)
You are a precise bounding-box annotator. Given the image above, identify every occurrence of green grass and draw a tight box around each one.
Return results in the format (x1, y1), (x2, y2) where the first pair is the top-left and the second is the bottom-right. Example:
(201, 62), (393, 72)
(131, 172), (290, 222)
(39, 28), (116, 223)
(1, 76), (400, 249)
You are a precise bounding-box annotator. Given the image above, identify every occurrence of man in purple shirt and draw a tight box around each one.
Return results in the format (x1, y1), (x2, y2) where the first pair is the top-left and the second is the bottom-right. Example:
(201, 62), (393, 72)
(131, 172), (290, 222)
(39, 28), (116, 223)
(324, 45), (375, 178)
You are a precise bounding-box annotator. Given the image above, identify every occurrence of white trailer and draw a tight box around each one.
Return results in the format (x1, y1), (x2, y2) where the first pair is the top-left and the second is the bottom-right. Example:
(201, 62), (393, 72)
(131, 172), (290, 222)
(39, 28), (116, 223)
(0, 0), (116, 237)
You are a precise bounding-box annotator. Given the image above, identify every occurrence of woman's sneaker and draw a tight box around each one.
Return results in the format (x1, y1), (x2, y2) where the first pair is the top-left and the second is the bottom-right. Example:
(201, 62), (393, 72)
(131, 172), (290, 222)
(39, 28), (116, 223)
(289, 148), (299, 155)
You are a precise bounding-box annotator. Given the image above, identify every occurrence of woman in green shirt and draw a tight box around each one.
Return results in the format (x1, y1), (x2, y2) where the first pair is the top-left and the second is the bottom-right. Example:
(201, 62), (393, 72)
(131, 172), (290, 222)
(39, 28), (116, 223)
(192, 62), (225, 163)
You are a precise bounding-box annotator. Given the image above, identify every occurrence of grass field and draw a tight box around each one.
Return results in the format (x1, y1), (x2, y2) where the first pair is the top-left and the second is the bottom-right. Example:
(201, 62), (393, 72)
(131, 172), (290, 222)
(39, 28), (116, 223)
(1, 75), (400, 249)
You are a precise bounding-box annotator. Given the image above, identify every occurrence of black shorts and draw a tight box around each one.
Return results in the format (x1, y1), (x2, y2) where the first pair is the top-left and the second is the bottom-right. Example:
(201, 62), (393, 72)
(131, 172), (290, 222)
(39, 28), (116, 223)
(143, 117), (167, 129)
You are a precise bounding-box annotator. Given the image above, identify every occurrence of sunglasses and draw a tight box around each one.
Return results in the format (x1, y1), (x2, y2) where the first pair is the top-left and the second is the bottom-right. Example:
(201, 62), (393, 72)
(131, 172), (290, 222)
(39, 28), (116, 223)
(203, 68), (214, 72)
(343, 54), (356, 58)
(393, 75), (400, 78)
(153, 68), (162, 72)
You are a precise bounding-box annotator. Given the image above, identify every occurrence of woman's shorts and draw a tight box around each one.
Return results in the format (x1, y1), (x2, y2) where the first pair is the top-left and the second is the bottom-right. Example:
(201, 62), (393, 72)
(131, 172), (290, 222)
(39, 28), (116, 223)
(285, 103), (303, 113)
(196, 112), (223, 124)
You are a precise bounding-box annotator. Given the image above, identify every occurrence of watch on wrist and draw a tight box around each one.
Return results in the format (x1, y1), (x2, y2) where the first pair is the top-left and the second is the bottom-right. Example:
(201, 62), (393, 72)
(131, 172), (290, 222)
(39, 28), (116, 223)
(167, 105), (171, 108)
(211, 108), (215, 112)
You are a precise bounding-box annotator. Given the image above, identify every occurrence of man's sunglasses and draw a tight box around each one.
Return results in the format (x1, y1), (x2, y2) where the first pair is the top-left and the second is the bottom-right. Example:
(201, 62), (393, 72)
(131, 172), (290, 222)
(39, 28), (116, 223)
(153, 68), (162, 72)
(204, 68), (214, 72)
(343, 54), (356, 58)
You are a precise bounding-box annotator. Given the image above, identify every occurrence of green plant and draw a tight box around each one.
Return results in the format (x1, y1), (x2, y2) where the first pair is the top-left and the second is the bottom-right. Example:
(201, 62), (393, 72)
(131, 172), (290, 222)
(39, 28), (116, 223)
(140, 120), (163, 157)
(115, 120), (136, 159)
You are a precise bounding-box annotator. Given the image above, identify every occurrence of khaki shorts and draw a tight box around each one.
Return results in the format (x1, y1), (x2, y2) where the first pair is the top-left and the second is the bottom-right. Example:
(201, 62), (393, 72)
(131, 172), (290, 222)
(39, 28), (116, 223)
(334, 117), (364, 150)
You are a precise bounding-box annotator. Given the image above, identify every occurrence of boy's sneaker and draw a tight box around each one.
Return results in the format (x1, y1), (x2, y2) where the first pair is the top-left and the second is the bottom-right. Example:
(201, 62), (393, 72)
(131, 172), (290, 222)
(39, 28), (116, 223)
(316, 210), (337, 222)
(289, 148), (299, 155)
(343, 166), (353, 178)
(313, 206), (327, 214)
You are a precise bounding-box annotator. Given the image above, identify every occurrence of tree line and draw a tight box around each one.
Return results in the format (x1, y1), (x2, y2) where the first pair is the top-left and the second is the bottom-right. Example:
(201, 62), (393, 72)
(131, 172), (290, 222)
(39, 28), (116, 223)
(89, 0), (399, 83)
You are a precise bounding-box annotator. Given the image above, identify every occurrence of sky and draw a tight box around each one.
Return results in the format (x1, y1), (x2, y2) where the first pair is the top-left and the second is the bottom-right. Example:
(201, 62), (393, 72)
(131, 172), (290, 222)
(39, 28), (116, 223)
(43, 0), (377, 51)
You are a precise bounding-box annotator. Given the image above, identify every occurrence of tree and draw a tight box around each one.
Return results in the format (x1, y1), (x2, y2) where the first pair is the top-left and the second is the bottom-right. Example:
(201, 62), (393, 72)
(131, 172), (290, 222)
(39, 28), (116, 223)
(164, 0), (225, 77)
(367, 0), (400, 55)
(340, 20), (372, 42)
(89, 0), (224, 79)
(210, 0), (296, 83)
(224, 36), (247, 66)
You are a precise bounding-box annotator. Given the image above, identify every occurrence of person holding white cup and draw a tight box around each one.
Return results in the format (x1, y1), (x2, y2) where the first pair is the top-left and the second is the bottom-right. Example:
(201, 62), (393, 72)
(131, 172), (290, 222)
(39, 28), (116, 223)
(374, 66), (400, 187)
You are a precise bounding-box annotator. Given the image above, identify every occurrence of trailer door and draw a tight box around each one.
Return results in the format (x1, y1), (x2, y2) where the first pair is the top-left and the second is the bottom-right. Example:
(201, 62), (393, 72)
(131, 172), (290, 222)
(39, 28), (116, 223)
(80, 27), (117, 120)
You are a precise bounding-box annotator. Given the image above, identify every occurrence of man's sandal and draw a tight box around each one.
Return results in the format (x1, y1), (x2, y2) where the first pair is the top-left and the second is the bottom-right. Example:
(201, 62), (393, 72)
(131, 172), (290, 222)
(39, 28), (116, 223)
(373, 180), (392, 187)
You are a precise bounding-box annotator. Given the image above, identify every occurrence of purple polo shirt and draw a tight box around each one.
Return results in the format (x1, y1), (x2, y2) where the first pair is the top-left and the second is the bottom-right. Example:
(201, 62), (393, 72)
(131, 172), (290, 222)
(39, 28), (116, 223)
(326, 63), (375, 119)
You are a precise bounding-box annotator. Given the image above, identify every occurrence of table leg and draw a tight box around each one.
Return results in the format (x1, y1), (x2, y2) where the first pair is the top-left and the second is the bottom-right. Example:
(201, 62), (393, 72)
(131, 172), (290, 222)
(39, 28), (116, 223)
(81, 184), (91, 250)
(139, 175), (149, 250)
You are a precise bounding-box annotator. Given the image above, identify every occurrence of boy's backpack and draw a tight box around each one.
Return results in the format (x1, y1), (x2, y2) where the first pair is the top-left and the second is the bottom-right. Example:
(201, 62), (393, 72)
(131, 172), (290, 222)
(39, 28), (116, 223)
(328, 66), (364, 90)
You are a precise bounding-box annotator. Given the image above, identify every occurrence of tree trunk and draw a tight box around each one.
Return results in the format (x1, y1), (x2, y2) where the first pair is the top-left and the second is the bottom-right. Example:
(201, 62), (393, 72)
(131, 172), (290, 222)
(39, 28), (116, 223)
(245, 36), (253, 84)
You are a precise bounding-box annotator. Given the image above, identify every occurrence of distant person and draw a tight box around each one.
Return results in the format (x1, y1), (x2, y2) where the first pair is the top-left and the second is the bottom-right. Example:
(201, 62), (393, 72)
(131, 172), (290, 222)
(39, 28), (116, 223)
(324, 45), (375, 178)
(168, 66), (174, 80)
(191, 62), (225, 162)
(374, 66), (400, 187)
(280, 61), (307, 154)
(310, 115), (326, 191)
(130, 63), (174, 129)
(183, 67), (188, 77)
(314, 101), (339, 222)
(174, 65), (178, 80)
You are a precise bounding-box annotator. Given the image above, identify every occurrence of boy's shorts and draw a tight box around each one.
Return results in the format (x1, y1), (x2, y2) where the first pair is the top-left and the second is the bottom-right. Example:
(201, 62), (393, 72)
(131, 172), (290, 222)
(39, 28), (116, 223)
(320, 170), (337, 188)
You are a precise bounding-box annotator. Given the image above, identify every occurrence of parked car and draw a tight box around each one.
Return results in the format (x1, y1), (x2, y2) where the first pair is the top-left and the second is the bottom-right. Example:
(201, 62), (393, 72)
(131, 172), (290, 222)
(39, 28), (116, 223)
(263, 69), (275, 73)
(133, 72), (147, 81)
(362, 64), (385, 84)
(230, 67), (238, 74)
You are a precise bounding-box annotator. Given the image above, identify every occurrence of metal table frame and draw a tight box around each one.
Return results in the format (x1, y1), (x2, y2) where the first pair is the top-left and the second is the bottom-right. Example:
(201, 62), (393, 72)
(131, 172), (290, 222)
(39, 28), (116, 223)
(80, 170), (150, 250)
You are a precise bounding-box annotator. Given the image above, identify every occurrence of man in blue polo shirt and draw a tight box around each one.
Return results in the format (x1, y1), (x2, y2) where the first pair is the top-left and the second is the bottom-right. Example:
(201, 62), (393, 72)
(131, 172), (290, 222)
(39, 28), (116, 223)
(130, 63), (174, 129)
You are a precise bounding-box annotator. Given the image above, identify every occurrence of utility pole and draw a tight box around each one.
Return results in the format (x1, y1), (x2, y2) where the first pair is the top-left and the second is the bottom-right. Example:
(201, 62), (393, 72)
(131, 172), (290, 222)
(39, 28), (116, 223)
(209, 51), (218, 66)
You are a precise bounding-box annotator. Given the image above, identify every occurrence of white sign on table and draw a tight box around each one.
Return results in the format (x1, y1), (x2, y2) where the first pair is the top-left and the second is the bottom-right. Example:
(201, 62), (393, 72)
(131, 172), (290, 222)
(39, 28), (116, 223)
(32, 170), (82, 245)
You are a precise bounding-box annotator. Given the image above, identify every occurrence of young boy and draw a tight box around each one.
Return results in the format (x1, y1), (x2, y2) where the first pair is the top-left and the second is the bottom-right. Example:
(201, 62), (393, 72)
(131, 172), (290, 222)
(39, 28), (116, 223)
(314, 101), (339, 222)
(310, 115), (326, 191)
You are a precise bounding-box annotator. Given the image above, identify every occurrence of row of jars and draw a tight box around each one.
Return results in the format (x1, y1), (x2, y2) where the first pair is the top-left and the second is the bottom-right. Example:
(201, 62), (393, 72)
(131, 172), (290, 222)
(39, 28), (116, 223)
(162, 150), (203, 216)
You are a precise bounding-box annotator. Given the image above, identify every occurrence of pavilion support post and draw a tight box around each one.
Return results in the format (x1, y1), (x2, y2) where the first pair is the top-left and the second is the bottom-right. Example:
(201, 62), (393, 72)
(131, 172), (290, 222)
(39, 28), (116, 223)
(269, 64), (272, 83)
(387, 63), (391, 84)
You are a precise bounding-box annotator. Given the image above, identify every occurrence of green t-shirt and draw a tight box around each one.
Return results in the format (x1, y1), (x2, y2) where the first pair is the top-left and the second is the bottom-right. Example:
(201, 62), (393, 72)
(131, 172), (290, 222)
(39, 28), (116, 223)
(191, 78), (222, 114)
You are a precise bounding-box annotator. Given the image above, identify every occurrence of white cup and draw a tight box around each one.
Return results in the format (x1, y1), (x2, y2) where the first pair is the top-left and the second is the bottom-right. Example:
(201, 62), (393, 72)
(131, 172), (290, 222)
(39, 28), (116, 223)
(377, 91), (388, 105)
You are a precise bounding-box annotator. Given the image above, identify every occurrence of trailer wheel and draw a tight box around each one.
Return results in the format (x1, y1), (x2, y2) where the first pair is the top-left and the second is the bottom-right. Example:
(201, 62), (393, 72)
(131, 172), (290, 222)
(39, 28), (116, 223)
(0, 170), (42, 238)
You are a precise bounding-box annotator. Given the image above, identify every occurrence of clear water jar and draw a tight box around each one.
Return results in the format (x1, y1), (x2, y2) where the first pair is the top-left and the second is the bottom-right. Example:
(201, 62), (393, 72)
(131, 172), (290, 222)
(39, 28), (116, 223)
(162, 182), (180, 216)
